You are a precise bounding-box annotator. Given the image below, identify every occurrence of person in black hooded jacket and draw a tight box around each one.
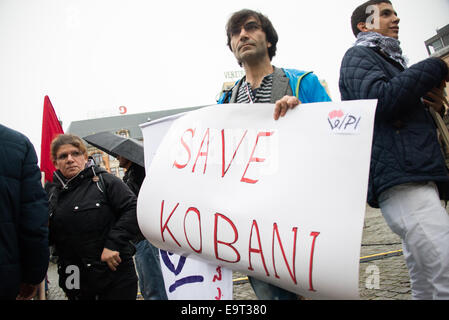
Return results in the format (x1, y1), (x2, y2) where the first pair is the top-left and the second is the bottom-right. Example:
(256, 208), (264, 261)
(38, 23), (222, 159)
(46, 134), (139, 300)
(116, 155), (168, 300)
(0, 124), (49, 300)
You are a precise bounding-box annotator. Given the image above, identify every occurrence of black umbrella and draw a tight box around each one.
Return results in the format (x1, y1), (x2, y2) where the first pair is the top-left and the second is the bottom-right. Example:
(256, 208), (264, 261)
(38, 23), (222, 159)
(83, 131), (145, 167)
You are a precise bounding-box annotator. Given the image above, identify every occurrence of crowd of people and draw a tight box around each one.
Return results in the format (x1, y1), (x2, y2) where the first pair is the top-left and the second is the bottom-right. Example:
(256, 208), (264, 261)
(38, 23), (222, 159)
(1, 0), (449, 300)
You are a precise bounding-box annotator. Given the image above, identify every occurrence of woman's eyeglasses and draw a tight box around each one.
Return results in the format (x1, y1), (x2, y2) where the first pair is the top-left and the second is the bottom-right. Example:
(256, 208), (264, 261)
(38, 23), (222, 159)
(56, 151), (83, 161)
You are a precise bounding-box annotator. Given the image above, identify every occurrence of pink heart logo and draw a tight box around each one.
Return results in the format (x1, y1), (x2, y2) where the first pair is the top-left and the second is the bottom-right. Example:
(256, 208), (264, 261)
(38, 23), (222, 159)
(328, 110), (344, 119)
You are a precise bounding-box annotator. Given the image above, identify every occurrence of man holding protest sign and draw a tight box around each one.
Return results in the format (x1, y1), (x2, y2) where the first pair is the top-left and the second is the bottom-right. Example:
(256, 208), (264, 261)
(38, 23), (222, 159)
(339, 0), (449, 299)
(218, 9), (331, 299)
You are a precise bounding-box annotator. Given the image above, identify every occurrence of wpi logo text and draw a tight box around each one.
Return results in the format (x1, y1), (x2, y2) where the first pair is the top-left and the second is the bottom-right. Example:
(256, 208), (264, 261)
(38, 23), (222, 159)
(327, 109), (362, 134)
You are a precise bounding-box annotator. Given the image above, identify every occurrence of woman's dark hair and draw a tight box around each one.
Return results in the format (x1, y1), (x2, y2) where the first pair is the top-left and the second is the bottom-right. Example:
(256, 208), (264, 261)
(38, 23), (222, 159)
(351, 0), (392, 37)
(226, 9), (278, 62)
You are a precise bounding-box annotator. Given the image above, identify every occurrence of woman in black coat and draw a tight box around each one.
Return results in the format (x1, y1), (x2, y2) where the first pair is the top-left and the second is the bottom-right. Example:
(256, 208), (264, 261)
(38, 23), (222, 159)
(46, 134), (139, 300)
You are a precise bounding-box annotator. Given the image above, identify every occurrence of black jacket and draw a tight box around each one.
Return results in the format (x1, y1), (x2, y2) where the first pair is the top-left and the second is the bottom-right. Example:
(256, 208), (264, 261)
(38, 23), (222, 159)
(0, 124), (49, 298)
(47, 165), (138, 264)
(123, 163), (145, 197)
(123, 163), (146, 243)
(339, 45), (449, 207)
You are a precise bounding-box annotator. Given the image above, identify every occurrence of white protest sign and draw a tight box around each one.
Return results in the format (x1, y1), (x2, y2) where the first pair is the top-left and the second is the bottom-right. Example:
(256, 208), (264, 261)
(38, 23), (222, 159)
(139, 112), (233, 300)
(137, 100), (377, 299)
(141, 113), (186, 170)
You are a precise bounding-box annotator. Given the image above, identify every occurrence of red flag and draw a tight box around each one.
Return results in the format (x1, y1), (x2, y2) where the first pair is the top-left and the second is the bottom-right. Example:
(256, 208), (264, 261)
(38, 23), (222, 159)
(40, 95), (64, 183)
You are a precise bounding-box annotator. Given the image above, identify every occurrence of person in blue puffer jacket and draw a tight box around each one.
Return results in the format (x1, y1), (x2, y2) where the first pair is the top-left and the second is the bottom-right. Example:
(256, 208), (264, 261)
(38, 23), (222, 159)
(0, 124), (49, 299)
(339, 0), (449, 299)
(218, 9), (330, 300)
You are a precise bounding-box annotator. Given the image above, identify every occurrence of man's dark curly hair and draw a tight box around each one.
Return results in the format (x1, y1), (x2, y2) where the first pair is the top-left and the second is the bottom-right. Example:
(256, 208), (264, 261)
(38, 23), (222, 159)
(226, 9), (278, 62)
(351, 0), (392, 37)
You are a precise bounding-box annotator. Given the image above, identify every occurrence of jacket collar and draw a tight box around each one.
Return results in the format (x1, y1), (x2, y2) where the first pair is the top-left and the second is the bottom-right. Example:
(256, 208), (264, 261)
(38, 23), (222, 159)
(52, 165), (106, 190)
(270, 67), (291, 103)
(229, 66), (291, 103)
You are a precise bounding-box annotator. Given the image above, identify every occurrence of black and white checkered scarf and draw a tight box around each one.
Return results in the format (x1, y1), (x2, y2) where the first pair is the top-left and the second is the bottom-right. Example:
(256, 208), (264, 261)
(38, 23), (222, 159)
(355, 31), (408, 69)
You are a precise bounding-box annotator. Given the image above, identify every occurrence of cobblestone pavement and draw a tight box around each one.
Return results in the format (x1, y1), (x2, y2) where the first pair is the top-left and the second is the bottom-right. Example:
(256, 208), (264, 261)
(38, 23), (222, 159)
(45, 205), (415, 300)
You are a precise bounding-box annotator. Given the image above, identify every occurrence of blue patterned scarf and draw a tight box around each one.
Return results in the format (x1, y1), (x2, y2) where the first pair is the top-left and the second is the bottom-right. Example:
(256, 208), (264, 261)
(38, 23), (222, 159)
(355, 31), (408, 69)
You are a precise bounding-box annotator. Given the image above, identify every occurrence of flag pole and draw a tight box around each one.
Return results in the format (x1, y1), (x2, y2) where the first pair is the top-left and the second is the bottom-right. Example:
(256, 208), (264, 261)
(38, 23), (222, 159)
(39, 95), (64, 300)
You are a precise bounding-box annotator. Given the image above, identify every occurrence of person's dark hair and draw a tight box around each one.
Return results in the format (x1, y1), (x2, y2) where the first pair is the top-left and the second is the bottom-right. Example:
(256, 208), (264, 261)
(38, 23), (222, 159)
(226, 9), (278, 62)
(351, 0), (392, 37)
(51, 134), (87, 162)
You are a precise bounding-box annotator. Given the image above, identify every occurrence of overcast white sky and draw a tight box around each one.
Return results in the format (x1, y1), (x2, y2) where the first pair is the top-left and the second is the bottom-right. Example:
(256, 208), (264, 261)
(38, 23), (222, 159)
(1, 0), (448, 163)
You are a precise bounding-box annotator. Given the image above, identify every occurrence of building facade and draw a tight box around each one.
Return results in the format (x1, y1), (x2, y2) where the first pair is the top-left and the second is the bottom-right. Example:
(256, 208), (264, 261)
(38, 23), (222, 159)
(425, 24), (449, 166)
(425, 24), (449, 97)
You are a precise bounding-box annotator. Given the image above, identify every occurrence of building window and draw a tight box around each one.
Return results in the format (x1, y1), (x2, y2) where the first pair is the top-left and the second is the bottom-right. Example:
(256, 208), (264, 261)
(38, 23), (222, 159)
(429, 38), (444, 53)
(443, 34), (449, 47)
(117, 129), (129, 138)
(118, 167), (125, 179)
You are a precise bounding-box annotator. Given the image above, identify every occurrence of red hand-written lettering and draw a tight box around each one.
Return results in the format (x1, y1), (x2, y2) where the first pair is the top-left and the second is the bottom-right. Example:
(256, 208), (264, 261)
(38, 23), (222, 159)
(248, 220), (269, 276)
(172, 128), (274, 184)
(221, 129), (248, 177)
(160, 201), (181, 247)
(183, 207), (202, 253)
(215, 287), (222, 300)
(213, 266), (222, 282)
(241, 131), (274, 184)
(214, 213), (240, 263)
(309, 231), (320, 292)
(173, 128), (195, 169)
(272, 223), (298, 285)
(157, 200), (321, 290)
(192, 128), (210, 174)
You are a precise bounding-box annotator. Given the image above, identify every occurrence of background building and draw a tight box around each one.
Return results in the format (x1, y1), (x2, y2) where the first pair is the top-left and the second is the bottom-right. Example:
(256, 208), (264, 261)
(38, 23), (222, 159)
(425, 24), (449, 166)
(67, 106), (204, 177)
(425, 23), (449, 97)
